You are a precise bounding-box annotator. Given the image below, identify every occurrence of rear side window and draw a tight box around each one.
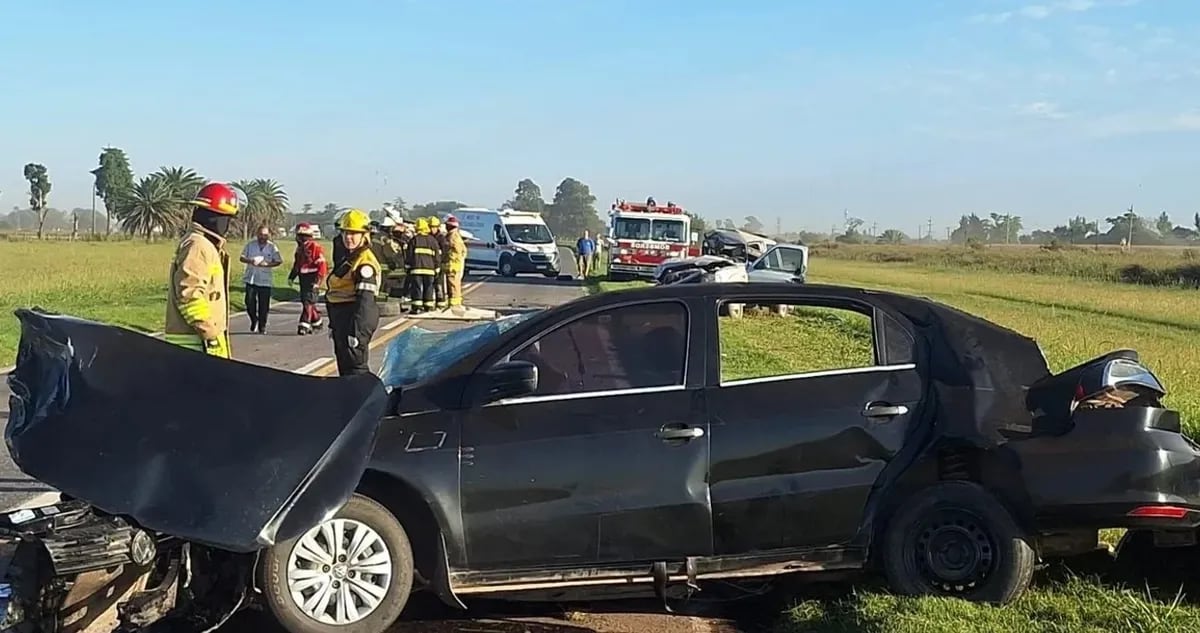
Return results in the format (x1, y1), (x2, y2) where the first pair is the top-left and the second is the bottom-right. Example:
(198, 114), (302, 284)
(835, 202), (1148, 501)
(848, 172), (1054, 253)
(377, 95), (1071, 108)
(509, 302), (688, 397)
(718, 301), (877, 383)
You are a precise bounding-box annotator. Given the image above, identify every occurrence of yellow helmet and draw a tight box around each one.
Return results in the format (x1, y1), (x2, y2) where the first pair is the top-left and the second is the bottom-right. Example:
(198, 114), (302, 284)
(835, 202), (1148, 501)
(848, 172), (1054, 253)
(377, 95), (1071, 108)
(429, 216), (441, 228)
(416, 218), (429, 233)
(338, 209), (371, 233)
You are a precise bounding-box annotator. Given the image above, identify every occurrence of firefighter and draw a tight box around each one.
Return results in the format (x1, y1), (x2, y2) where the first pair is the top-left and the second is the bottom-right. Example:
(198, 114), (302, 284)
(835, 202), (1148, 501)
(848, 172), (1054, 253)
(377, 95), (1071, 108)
(331, 209), (349, 263)
(384, 216), (412, 311)
(324, 209), (382, 376)
(407, 217), (441, 313)
(164, 182), (239, 358)
(287, 223), (327, 335)
(445, 214), (468, 312)
(429, 216), (449, 310)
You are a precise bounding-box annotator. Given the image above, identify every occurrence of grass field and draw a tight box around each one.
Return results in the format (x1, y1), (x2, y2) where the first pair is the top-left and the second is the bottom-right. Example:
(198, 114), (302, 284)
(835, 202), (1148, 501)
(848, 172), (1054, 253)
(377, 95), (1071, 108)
(0, 239), (327, 366)
(582, 256), (1200, 632)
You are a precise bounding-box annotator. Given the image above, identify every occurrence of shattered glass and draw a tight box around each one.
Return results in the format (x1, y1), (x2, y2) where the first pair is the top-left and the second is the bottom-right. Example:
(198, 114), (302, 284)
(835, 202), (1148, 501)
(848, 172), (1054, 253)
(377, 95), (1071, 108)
(379, 312), (538, 388)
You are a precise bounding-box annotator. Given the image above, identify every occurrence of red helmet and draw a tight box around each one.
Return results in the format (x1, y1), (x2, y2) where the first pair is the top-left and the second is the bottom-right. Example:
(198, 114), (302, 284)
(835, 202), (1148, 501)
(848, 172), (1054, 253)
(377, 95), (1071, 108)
(445, 214), (459, 227)
(295, 222), (314, 236)
(192, 182), (240, 216)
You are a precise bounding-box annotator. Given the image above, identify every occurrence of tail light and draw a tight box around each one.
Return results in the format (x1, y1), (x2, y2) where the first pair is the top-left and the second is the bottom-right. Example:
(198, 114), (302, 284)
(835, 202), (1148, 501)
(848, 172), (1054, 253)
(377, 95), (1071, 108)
(1127, 505), (1191, 520)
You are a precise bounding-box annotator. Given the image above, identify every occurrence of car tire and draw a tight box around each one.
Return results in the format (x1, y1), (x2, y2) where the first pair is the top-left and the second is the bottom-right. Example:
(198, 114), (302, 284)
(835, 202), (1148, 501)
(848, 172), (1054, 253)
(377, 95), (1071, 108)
(258, 493), (415, 633)
(498, 256), (516, 277)
(881, 481), (1034, 605)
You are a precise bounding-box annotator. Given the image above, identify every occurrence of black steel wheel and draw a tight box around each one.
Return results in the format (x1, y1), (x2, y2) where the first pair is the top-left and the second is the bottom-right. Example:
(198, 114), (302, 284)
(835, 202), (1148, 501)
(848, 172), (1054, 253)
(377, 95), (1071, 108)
(882, 481), (1035, 604)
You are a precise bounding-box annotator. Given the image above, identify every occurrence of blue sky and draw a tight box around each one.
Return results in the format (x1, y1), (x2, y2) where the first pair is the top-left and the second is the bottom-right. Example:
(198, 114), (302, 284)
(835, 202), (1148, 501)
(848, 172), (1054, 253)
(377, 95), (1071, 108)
(2, 0), (1197, 234)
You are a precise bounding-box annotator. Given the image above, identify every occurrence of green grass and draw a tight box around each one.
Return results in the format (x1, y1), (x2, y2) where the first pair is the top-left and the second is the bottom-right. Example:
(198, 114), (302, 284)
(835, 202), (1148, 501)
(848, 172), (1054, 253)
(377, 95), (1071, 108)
(0, 239), (329, 366)
(813, 243), (1200, 288)
(720, 306), (873, 381)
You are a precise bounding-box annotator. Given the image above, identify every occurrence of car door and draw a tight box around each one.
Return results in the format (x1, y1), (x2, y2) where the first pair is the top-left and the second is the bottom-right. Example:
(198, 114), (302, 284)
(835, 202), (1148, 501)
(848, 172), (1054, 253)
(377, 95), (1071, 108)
(746, 246), (806, 283)
(458, 298), (713, 571)
(704, 292), (923, 555)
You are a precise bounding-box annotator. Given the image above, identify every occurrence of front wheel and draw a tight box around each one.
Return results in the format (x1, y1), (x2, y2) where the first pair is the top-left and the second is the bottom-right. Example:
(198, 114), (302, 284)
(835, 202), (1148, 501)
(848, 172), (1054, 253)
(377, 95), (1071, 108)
(498, 256), (517, 277)
(881, 481), (1034, 604)
(258, 493), (414, 633)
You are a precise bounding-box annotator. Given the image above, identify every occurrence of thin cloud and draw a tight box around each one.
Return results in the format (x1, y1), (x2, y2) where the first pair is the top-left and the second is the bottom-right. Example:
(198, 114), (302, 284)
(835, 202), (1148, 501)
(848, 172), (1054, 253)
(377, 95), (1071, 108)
(1018, 101), (1069, 119)
(970, 0), (1137, 24)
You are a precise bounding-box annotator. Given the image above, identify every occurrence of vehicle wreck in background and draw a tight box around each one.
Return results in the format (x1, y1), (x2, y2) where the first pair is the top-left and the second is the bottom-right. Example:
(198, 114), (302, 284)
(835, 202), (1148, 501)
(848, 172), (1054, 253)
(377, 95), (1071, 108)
(3, 281), (1200, 633)
(655, 229), (809, 285)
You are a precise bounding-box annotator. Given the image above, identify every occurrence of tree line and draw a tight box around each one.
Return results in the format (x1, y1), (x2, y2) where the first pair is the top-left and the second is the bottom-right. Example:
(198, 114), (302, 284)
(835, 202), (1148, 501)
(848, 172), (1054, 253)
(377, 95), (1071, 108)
(13, 148), (289, 241)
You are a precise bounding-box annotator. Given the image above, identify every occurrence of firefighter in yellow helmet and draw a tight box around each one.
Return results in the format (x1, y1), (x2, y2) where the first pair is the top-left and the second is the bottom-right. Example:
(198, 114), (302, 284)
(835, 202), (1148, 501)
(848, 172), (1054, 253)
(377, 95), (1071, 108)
(164, 182), (239, 358)
(407, 217), (441, 313)
(429, 216), (450, 310)
(324, 209), (383, 376)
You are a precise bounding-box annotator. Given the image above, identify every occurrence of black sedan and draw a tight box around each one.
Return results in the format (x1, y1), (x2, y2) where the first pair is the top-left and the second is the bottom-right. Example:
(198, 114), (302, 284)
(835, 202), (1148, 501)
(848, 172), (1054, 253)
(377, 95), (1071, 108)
(6, 282), (1200, 633)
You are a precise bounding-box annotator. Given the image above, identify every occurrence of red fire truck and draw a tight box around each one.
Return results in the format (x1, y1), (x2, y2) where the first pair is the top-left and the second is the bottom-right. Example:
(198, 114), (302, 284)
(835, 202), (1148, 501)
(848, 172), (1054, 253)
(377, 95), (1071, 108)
(604, 198), (700, 281)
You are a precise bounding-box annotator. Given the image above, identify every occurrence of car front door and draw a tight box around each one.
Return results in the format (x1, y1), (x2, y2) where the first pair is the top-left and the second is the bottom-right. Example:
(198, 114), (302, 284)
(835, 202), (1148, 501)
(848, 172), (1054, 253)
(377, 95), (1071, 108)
(459, 298), (713, 571)
(746, 246), (808, 282)
(704, 293), (923, 555)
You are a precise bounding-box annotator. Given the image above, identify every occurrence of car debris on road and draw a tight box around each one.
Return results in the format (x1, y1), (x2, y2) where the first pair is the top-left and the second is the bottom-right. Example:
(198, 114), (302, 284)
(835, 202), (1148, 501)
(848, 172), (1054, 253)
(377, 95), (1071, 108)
(2, 280), (1200, 633)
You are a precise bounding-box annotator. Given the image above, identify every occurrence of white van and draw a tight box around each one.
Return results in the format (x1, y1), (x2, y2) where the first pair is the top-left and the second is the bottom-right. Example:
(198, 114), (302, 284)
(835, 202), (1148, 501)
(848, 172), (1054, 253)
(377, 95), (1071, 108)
(450, 208), (560, 277)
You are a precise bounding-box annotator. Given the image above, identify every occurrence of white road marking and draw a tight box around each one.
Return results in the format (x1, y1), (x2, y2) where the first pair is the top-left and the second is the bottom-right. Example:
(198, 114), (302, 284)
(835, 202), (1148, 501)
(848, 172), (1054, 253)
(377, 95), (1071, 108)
(381, 317), (411, 331)
(295, 357), (335, 375)
(5, 491), (61, 512)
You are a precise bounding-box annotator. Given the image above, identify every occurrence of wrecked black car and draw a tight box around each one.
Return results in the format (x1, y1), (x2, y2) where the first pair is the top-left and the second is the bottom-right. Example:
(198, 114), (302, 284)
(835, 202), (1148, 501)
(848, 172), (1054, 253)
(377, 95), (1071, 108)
(6, 281), (1200, 632)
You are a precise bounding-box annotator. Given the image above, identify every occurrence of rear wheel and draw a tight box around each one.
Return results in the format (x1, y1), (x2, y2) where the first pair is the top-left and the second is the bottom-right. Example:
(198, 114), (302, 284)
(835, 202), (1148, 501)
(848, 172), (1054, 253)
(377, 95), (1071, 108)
(881, 481), (1034, 604)
(259, 494), (414, 633)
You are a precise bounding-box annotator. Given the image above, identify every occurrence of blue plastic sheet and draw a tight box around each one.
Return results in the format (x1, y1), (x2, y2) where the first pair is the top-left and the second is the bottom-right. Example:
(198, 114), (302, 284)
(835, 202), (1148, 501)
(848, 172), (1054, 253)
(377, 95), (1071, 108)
(379, 312), (538, 388)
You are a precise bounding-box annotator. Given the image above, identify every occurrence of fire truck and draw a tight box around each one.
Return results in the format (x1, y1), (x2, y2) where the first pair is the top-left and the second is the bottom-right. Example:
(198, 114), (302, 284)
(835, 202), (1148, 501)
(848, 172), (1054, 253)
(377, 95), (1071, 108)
(604, 198), (700, 281)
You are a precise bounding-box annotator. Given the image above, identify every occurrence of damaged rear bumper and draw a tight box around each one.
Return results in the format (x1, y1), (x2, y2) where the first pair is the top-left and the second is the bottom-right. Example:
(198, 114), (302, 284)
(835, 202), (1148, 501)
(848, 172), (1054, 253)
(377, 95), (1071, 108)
(1011, 407), (1200, 532)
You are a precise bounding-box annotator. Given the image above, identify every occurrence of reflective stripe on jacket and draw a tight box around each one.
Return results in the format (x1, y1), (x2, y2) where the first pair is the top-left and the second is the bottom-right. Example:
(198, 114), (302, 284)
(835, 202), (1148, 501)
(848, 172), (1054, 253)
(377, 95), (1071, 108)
(407, 233), (441, 276)
(326, 246), (382, 303)
(164, 223), (230, 355)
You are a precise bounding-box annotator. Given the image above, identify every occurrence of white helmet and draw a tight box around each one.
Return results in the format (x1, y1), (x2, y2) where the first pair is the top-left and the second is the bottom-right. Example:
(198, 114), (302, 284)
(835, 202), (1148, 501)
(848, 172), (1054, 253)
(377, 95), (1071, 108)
(381, 215), (397, 228)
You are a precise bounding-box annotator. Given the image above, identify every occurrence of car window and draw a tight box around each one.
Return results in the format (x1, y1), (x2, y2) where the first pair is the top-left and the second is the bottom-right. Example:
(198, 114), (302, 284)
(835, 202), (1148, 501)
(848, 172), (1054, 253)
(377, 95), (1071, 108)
(762, 248), (805, 272)
(718, 300), (878, 383)
(493, 224), (506, 243)
(507, 301), (688, 397)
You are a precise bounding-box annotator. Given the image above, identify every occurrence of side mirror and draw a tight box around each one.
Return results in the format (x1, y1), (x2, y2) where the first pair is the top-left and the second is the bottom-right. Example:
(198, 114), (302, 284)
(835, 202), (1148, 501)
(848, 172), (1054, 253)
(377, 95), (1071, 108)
(477, 360), (538, 404)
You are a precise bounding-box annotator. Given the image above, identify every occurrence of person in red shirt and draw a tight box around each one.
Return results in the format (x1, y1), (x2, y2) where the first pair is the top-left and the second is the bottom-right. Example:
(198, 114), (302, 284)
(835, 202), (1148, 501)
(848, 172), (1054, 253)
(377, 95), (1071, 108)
(287, 223), (328, 335)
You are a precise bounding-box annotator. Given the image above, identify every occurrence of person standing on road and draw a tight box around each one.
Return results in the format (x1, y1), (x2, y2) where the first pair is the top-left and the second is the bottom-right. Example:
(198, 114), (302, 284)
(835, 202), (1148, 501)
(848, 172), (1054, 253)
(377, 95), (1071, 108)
(431, 216), (450, 310)
(287, 223), (327, 335)
(445, 214), (468, 313)
(324, 209), (382, 376)
(164, 182), (240, 358)
(576, 230), (595, 277)
(239, 225), (283, 334)
(407, 218), (441, 314)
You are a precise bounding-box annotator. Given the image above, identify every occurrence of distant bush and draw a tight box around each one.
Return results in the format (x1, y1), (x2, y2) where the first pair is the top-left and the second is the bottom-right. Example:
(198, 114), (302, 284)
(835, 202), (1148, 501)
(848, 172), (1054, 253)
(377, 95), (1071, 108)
(812, 244), (1200, 289)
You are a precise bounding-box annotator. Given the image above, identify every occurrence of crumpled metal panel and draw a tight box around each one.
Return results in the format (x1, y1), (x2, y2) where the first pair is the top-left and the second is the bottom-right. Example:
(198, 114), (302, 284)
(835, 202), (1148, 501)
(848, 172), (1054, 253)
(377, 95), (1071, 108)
(5, 308), (387, 553)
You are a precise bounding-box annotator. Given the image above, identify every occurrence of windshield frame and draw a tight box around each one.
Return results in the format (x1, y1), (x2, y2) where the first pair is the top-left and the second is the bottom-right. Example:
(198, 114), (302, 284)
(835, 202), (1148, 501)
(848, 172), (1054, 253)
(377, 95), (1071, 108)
(505, 222), (555, 244)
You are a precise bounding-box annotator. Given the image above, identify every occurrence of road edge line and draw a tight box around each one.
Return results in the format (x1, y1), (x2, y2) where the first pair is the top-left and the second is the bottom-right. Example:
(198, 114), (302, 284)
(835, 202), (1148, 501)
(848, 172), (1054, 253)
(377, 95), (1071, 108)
(295, 357), (335, 374)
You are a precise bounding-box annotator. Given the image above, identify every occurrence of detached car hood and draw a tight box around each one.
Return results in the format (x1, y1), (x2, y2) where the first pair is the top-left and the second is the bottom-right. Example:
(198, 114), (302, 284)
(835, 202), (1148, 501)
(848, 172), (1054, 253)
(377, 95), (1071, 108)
(5, 308), (387, 553)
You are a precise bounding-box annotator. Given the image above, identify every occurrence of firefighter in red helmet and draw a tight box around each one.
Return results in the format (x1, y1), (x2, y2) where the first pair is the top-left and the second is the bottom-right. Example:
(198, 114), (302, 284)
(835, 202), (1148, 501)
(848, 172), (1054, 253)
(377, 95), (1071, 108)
(164, 182), (240, 358)
(287, 222), (328, 334)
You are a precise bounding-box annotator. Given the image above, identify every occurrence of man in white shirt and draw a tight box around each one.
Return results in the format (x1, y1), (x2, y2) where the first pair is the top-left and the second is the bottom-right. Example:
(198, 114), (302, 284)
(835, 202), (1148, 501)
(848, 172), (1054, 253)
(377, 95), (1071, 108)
(240, 225), (283, 333)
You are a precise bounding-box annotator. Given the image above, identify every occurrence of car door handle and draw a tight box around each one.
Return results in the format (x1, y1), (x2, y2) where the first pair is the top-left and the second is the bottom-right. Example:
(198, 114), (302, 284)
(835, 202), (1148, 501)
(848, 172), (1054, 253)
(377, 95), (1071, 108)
(656, 426), (705, 441)
(863, 403), (909, 418)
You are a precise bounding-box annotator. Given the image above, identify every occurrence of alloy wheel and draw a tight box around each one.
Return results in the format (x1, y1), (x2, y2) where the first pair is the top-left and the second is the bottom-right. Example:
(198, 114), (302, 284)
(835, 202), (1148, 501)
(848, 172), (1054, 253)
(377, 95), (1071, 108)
(286, 518), (393, 625)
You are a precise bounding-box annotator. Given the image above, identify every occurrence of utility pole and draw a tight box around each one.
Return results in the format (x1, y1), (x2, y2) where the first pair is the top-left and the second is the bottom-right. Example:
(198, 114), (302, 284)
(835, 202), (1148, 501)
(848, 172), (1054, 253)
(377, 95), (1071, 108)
(927, 218), (934, 243)
(871, 221), (878, 237)
(1127, 204), (1135, 248)
(776, 216), (782, 237)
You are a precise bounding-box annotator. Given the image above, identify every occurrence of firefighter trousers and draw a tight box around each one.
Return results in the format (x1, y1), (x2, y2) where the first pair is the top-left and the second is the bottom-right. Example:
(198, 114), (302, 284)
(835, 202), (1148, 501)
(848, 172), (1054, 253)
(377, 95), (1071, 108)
(410, 273), (435, 311)
(447, 267), (464, 307)
(434, 269), (448, 309)
(327, 301), (378, 376)
(298, 273), (322, 325)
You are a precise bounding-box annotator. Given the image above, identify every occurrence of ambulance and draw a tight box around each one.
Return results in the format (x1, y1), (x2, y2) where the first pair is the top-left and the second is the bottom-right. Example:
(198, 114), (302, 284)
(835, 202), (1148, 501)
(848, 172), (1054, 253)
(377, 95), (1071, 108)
(452, 208), (561, 277)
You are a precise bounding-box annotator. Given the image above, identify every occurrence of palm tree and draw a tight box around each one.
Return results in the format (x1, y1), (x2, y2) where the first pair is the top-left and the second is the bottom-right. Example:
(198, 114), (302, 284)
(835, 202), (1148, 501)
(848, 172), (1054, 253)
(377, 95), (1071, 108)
(118, 174), (183, 241)
(232, 179), (289, 238)
(152, 166), (206, 233)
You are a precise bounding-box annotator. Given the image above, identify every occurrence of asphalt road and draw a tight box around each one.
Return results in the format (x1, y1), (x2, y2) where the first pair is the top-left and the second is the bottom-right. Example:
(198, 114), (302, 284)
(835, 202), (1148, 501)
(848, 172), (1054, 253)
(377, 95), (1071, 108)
(0, 267), (777, 632)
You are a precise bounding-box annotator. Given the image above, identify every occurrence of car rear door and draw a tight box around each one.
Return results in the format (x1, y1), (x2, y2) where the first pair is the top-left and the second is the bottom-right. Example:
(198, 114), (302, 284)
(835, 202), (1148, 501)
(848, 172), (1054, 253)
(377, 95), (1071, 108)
(703, 292), (923, 554)
(458, 297), (713, 571)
